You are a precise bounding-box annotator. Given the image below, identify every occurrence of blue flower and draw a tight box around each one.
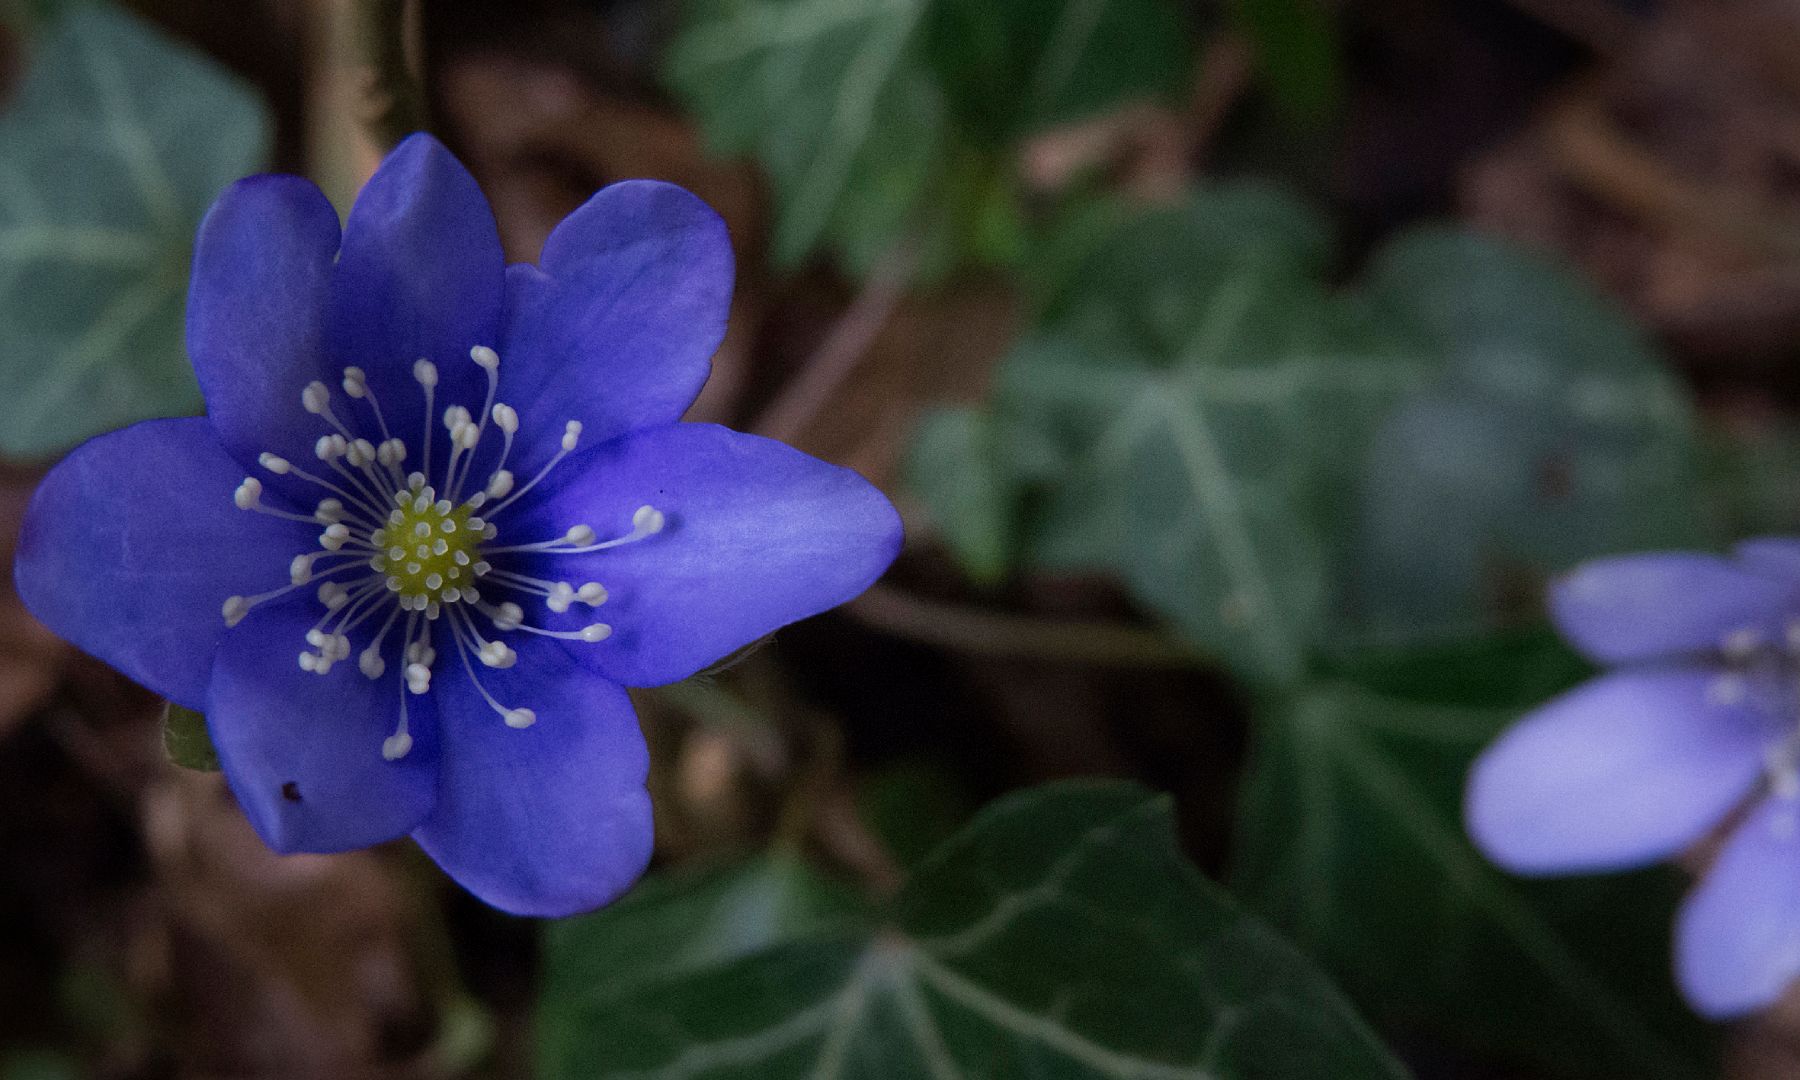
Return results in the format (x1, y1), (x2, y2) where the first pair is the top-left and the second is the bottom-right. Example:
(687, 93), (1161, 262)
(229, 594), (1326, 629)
(1467, 543), (1800, 1017)
(13, 134), (902, 917)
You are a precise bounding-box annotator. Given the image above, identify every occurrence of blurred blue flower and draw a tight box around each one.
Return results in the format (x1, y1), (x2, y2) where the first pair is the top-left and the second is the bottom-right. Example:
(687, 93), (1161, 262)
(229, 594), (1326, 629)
(13, 134), (901, 917)
(1468, 543), (1800, 1017)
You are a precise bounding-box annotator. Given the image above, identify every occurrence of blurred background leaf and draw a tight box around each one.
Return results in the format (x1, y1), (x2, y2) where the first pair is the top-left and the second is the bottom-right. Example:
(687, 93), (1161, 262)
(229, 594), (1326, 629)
(1233, 636), (1717, 1079)
(665, 0), (1191, 275)
(0, 1), (268, 458)
(540, 781), (1411, 1079)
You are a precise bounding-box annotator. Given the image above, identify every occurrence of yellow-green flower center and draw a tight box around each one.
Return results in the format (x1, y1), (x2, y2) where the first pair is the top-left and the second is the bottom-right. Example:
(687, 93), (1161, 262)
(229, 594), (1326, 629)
(380, 498), (480, 602)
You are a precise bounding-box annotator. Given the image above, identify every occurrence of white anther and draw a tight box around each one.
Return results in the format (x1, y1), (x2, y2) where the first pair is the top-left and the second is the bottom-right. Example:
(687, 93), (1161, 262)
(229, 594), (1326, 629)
(479, 641), (517, 668)
(466, 517), (486, 532)
(562, 420), (583, 452)
(504, 708), (537, 729)
(473, 560), (492, 576)
(222, 596), (251, 627)
(471, 345), (500, 370)
(302, 381), (330, 414)
(577, 583), (608, 605)
(359, 646), (387, 678)
(408, 472), (426, 491)
(259, 453), (291, 475)
(347, 439), (377, 467)
(633, 505), (666, 534)
(315, 434), (346, 461)
(492, 602), (524, 631)
(485, 470), (515, 500)
(1723, 628), (1762, 660)
(382, 732), (413, 760)
(1709, 675), (1749, 706)
(434, 500), (452, 515)
(406, 662), (432, 694)
(453, 551), (471, 566)
(547, 583), (576, 613)
(579, 623), (613, 642)
(319, 523), (352, 550)
(234, 477), (262, 510)
(433, 538), (449, 556)
(442, 586), (463, 602)
(455, 422), (480, 449)
(378, 439), (407, 467)
(290, 555), (314, 585)
(413, 493), (432, 512)
(425, 573), (444, 591)
(413, 359), (438, 388)
(492, 404), (518, 434)
(565, 525), (596, 546)
(443, 405), (471, 432)
(342, 367), (368, 398)
(315, 498), (345, 523)
(299, 651), (320, 672)
(318, 582), (349, 609)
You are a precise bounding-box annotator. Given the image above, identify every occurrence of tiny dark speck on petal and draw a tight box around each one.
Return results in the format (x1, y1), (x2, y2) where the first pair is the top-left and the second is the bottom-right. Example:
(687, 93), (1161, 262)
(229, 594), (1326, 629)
(281, 782), (302, 802)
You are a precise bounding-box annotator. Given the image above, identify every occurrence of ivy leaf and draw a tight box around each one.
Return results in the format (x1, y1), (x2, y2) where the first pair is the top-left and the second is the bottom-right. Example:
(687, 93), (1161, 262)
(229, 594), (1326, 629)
(989, 189), (1427, 684)
(1233, 641), (1717, 1078)
(0, 2), (269, 457)
(665, 0), (945, 272)
(924, 0), (1191, 144)
(665, 0), (1190, 272)
(540, 781), (1411, 1079)
(162, 702), (219, 772)
(1349, 229), (1706, 644)
(902, 407), (1018, 586)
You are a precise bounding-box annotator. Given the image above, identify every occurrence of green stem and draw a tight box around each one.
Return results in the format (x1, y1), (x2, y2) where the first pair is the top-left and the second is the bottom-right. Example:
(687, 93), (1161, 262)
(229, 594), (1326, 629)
(354, 0), (429, 146)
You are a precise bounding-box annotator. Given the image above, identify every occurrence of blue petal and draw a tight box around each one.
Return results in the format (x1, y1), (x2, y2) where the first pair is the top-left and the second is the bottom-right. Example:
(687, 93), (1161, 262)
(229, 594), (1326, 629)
(1736, 537), (1800, 584)
(206, 596), (438, 854)
(412, 636), (651, 916)
(498, 181), (732, 476)
(1549, 553), (1798, 664)
(500, 423), (902, 687)
(1466, 668), (1768, 874)
(14, 418), (312, 708)
(1677, 797), (1800, 1018)
(187, 174), (342, 476)
(327, 133), (505, 475)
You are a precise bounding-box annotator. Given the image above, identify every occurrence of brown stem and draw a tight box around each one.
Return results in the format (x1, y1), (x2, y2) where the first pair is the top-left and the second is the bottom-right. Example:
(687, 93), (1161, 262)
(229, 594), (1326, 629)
(751, 243), (919, 444)
(844, 581), (1213, 669)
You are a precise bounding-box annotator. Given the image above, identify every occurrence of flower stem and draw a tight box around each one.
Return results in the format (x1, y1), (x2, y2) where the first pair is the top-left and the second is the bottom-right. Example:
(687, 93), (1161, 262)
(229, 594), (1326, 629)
(752, 242), (919, 445)
(354, 0), (429, 146)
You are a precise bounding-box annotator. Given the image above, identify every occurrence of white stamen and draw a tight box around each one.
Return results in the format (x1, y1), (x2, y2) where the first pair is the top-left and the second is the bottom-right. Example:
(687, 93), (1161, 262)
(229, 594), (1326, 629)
(234, 477), (262, 509)
(302, 381), (331, 414)
(259, 453), (291, 475)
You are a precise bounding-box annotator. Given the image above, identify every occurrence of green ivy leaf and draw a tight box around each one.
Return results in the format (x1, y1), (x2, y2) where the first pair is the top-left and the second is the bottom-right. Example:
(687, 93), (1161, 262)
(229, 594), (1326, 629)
(902, 407), (1018, 586)
(665, 0), (1190, 273)
(162, 702), (219, 772)
(906, 193), (1707, 682)
(0, 2), (270, 457)
(1233, 646), (1717, 1078)
(1349, 229), (1706, 645)
(988, 189), (1427, 684)
(540, 781), (1410, 1080)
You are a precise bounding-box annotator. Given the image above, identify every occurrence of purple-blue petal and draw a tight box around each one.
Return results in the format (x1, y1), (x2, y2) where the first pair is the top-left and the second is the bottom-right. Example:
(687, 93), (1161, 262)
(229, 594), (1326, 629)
(187, 174), (342, 477)
(1676, 797), (1800, 1018)
(1549, 553), (1799, 664)
(327, 133), (504, 471)
(412, 637), (651, 917)
(14, 417), (311, 709)
(1735, 537), (1800, 585)
(497, 180), (733, 476)
(206, 597), (438, 854)
(1466, 668), (1768, 874)
(502, 423), (902, 688)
